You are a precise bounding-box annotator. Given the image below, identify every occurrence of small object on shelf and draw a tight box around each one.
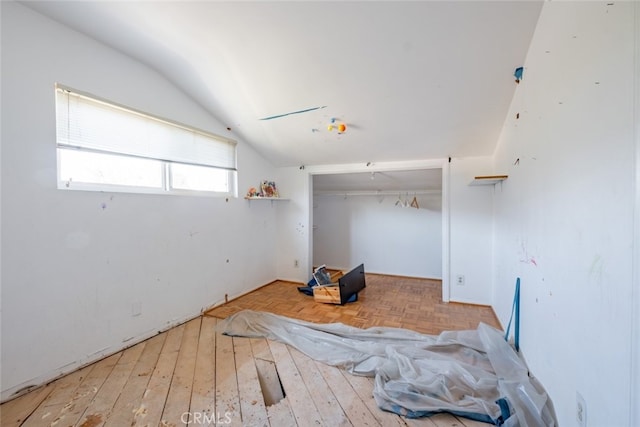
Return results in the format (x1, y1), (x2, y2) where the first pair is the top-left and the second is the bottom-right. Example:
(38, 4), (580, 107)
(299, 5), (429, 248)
(245, 187), (260, 198)
(260, 180), (279, 198)
(470, 175), (508, 186)
(246, 181), (281, 198)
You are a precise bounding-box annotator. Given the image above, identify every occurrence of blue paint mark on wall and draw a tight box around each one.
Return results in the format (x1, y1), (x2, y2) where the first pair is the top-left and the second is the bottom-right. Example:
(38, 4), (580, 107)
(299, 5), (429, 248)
(260, 106), (326, 121)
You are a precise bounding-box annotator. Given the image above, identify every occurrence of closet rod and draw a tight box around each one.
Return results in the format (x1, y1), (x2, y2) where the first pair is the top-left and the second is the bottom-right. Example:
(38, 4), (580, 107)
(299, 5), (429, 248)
(314, 189), (441, 197)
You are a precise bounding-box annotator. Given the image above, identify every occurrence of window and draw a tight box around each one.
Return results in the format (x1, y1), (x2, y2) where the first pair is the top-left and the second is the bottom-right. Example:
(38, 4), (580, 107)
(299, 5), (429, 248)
(55, 85), (237, 196)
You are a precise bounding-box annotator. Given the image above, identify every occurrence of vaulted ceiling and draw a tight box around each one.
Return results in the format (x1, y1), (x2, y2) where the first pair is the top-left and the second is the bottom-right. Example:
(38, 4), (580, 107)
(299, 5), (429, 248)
(24, 1), (543, 174)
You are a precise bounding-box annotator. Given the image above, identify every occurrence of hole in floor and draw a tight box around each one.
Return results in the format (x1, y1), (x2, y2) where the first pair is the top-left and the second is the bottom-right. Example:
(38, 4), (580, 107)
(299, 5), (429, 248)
(255, 358), (286, 406)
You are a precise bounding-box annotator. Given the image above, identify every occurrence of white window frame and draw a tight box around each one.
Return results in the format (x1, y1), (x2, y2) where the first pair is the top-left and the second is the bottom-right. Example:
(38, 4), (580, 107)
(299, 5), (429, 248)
(55, 84), (237, 197)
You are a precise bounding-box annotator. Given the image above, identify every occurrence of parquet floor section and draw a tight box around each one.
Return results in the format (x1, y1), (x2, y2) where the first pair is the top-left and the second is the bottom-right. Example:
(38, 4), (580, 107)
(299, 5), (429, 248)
(205, 274), (501, 335)
(1, 274), (501, 427)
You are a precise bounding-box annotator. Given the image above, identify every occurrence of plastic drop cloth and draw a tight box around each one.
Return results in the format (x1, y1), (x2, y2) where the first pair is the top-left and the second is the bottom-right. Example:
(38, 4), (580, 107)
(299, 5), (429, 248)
(218, 310), (557, 426)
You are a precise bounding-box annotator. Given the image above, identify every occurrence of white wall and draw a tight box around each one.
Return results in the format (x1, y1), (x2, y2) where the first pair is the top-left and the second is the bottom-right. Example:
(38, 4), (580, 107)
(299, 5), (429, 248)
(0, 2), (277, 401)
(492, 2), (637, 425)
(275, 166), (312, 282)
(633, 3), (640, 423)
(449, 156), (495, 305)
(312, 193), (442, 278)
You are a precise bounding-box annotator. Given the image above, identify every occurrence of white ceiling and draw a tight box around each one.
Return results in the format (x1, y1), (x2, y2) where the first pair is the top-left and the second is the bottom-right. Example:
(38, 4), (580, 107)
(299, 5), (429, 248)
(23, 0), (543, 174)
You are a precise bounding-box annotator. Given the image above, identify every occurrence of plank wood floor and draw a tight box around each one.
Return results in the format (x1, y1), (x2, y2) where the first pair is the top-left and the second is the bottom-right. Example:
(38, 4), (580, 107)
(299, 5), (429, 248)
(1, 274), (501, 427)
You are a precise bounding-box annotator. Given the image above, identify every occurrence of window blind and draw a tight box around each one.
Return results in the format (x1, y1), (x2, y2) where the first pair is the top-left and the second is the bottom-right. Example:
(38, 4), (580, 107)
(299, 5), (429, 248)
(55, 87), (236, 171)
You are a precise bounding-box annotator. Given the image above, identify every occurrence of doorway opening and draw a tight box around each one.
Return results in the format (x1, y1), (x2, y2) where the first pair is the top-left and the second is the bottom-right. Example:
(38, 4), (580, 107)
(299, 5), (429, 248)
(309, 164), (450, 301)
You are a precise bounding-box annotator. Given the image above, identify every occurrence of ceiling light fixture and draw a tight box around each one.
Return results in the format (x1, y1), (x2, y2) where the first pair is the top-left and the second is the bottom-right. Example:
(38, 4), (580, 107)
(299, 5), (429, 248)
(327, 117), (347, 133)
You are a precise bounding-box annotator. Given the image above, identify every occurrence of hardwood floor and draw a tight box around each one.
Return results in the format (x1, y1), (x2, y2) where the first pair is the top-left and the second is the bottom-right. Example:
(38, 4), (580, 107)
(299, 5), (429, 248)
(1, 274), (501, 427)
(205, 274), (500, 335)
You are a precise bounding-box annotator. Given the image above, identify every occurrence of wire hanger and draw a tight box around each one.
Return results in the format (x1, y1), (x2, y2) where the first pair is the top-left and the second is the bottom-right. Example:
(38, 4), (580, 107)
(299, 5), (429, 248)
(410, 195), (419, 209)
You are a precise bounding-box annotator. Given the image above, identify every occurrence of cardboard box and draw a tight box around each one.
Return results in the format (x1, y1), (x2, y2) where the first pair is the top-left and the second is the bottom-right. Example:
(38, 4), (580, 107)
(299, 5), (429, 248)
(313, 284), (341, 304)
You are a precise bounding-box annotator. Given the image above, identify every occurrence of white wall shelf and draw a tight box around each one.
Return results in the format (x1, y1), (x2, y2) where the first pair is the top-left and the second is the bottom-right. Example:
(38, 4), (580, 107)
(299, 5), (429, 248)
(244, 197), (289, 206)
(469, 175), (508, 186)
(244, 197), (288, 200)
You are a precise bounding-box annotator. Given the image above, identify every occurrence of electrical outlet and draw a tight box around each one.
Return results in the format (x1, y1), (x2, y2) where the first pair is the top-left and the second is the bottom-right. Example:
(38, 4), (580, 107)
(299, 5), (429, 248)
(456, 275), (465, 286)
(294, 259), (299, 268)
(576, 392), (587, 427)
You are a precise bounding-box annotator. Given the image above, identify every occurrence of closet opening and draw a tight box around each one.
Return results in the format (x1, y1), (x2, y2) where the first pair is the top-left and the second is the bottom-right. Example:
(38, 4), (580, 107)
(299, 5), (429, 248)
(310, 167), (448, 300)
